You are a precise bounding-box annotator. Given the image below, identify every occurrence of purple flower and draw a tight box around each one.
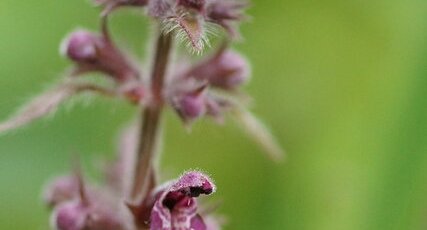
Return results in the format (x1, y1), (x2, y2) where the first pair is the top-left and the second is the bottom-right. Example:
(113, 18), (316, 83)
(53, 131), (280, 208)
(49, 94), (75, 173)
(150, 171), (216, 230)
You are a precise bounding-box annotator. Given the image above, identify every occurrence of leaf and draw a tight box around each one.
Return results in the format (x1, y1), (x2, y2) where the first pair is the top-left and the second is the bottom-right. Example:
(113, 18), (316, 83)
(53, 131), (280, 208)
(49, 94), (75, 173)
(232, 107), (285, 161)
(0, 83), (114, 133)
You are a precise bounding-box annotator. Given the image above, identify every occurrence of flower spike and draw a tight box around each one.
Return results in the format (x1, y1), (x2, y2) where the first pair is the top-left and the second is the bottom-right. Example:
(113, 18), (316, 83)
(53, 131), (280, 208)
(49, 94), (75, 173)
(0, 0), (284, 229)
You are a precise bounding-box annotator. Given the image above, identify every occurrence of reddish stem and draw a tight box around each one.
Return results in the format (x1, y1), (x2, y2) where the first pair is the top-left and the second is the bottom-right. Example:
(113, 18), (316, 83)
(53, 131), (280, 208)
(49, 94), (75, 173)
(130, 32), (173, 202)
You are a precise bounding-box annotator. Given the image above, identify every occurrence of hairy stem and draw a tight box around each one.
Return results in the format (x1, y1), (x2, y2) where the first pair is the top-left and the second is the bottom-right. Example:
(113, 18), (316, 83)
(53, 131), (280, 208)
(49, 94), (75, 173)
(130, 32), (173, 201)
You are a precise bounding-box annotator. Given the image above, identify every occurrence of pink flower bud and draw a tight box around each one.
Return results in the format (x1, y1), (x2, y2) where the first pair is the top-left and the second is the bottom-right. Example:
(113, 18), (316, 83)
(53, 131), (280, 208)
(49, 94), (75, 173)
(174, 86), (207, 122)
(63, 30), (99, 63)
(61, 29), (139, 83)
(209, 50), (250, 88)
(52, 201), (88, 230)
(51, 199), (126, 230)
(189, 48), (250, 89)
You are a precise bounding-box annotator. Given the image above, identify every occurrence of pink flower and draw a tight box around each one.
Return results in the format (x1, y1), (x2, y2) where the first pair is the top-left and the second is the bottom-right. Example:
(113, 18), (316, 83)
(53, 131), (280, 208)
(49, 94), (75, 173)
(150, 171), (216, 230)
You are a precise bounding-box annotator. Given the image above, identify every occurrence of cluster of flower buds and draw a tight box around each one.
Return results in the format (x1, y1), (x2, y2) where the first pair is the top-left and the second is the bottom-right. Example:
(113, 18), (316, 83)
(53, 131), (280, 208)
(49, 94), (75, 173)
(62, 29), (147, 104)
(94, 0), (248, 51)
(167, 41), (283, 160)
(44, 170), (128, 230)
(43, 156), (219, 230)
(167, 43), (251, 125)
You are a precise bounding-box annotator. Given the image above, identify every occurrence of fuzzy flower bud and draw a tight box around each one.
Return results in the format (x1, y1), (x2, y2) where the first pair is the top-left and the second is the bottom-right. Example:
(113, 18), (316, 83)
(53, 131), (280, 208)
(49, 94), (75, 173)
(173, 86), (208, 122)
(189, 47), (250, 89)
(52, 201), (88, 230)
(64, 31), (98, 62)
(61, 29), (139, 83)
(51, 199), (126, 230)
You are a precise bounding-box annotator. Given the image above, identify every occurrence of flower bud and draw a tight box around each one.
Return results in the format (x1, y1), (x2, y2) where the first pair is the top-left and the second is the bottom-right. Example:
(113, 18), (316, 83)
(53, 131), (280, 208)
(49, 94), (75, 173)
(174, 86), (207, 122)
(51, 199), (126, 230)
(61, 29), (139, 83)
(63, 30), (99, 63)
(43, 175), (79, 208)
(52, 201), (88, 230)
(190, 48), (250, 89)
(210, 50), (250, 88)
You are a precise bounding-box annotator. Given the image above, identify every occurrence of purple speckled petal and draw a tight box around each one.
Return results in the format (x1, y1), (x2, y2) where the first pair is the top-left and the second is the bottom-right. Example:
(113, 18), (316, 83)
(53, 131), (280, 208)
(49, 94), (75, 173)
(150, 171), (215, 230)
(169, 171), (216, 195)
(151, 198), (172, 230)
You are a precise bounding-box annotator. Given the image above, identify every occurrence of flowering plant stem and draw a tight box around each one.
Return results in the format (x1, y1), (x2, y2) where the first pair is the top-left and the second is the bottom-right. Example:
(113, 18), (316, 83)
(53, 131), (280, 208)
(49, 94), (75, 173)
(131, 31), (173, 202)
(0, 2), (285, 229)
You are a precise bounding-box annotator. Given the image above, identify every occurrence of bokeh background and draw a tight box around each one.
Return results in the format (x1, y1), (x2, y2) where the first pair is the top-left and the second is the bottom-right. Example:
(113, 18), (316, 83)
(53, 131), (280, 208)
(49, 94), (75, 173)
(1, 0), (427, 229)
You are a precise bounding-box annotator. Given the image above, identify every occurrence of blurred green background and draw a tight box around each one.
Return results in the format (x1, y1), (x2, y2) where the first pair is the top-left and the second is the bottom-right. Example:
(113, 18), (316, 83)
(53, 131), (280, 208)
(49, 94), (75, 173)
(1, 0), (427, 229)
